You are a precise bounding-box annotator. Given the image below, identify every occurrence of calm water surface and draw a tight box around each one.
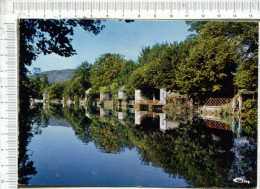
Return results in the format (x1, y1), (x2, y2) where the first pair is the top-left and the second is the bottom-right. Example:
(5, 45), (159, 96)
(19, 104), (257, 187)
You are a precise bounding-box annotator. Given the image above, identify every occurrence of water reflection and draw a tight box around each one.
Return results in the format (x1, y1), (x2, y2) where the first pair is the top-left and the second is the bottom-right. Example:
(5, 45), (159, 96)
(19, 104), (257, 187)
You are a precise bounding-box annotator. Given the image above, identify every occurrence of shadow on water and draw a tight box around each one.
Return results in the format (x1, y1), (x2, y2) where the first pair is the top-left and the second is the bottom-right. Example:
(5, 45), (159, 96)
(19, 103), (257, 187)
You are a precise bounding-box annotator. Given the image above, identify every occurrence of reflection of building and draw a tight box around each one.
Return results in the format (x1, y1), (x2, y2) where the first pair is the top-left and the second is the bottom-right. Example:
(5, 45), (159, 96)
(85, 88), (92, 101)
(204, 119), (230, 131)
(159, 88), (176, 104)
(118, 111), (126, 120)
(231, 118), (243, 138)
(159, 113), (179, 131)
(118, 86), (125, 100)
(135, 109), (142, 125)
(118, 111), (126, 124)
(128, 108), (135, 113)
(43, 90), (48, 103)
(134, 110), (180, 130)
(100, 92), (112, 101)
(43, 103), (49, 112)
(100, 108), (112, 116)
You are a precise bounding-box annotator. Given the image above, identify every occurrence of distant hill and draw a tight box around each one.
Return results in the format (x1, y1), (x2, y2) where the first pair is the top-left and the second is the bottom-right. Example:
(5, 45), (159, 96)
(48, 118), (72, 127)
(41, 69), (75, 84)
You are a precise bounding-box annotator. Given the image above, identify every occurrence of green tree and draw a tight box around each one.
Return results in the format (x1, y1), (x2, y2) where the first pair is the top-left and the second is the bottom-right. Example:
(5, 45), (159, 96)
(90, 53), (126, 93)
(48, 83), (65, 99)
(187, 21), (258, 92)
(138, 43), (168, 66)
(242, 99), (258, 134)
(117, 60), (137, 86)
(114, 60), (138, 99)
(19, 19), (104, 107)
(145, 43), (181, 90)
(72, 61), (92, 90)
(176, 36), (237, 103)
(70, 77), (85, 98)
(40, 74), (49, 93)
(63, 61), (92, 99)
(127, 43), (181, 99)
(63, 79), (73, 99)
(29, 68), (49, 99)
(126, 66), (151, 96)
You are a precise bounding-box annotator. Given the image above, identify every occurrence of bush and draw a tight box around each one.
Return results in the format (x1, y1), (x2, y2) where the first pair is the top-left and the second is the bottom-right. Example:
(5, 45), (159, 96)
(242, 99), (257, 134)
(74, 95), (79, 104)
(166, 93), (188, 105)
(243, 99), (257, 115)
(219, 102), (233, 116)
(162, 103), (191, 120)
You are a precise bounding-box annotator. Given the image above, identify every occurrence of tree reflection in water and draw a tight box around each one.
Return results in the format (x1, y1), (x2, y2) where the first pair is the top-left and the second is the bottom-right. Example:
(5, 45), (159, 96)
(19, 106), (41, 184)
(19, 104), (257, 187)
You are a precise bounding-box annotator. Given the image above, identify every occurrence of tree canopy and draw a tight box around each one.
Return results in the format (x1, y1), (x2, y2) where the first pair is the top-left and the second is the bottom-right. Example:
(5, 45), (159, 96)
(90, 53), (136, 95)
(22, 20), (258, 104)
(19, 19), (104, 107)
(28, 68), (49, 99)
(187, 21), (258, 92)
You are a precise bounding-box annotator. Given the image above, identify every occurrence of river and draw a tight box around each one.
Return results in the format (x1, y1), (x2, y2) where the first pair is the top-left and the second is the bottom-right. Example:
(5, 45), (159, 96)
(18, 104), (257, 187)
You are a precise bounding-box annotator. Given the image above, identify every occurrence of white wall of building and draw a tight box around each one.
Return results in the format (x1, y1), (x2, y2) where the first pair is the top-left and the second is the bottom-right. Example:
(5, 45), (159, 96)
(159, 113), (179, 131)
(160, 88), (176, 104)
(135, 89), (146, 103)
(160, 89), (167, 104)
(118, 91), (125, 99)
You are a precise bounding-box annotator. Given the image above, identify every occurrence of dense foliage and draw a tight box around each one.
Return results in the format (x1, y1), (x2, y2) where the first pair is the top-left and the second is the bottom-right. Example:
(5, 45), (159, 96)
(26, 21), (257, 105)
(89, 54), (136, 95)
(242, 99), (258, 134)
(63, 62), (92, 99)
(19, 20), (258, 186)
(20, 19), (104, 108)
(29, 68), (49, 99)
(187, 21), (258, 92)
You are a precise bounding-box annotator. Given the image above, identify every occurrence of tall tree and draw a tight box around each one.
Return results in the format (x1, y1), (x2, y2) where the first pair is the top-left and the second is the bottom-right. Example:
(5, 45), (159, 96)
(90, 53), (125, 93)
(19, 19), (104, 106)
(176, 35), (237, 102)
(72, 61), (92, 90)
(63, 77), (85, 99)
(28, 68), (49, 99)
(186, 21), (258, 92)
(127, 43), (181, 99)
(138, 43), (168, 66)
(48, 83), (65, 100)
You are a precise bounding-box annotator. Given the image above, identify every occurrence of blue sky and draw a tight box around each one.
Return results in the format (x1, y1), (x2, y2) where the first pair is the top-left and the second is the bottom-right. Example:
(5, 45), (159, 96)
(31, 20), (192, 72)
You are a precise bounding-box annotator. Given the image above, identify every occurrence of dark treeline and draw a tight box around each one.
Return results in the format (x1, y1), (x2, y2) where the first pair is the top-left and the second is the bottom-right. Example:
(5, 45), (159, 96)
(29, 21), (258, 104)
